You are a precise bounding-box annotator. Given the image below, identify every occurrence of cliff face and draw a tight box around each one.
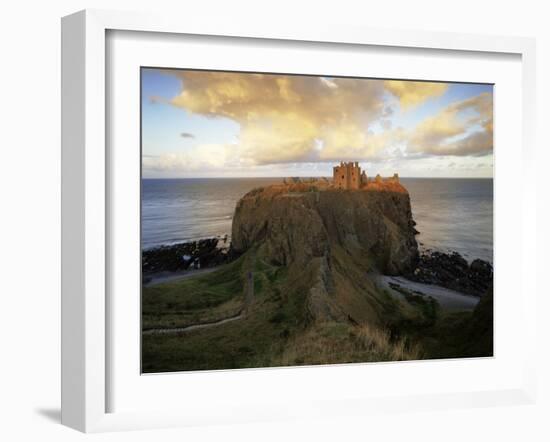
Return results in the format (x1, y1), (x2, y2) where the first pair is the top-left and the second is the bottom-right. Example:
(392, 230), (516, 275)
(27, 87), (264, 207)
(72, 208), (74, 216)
(232, 182), (418, 276)
(231, 182), (419, 324)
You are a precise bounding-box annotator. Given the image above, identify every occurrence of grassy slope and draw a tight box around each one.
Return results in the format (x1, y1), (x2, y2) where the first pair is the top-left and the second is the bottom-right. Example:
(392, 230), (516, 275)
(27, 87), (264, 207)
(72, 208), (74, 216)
(142, 249), (310, 372)
(421, 290), (494, 359)
(142, 248), (492, 373)
(142, 255), (248, 330)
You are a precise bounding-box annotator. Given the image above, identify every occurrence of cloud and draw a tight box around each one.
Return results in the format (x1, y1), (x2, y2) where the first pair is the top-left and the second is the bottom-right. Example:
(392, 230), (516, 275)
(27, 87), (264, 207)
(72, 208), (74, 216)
(158, 71), (491, 168)
(142, 144), (228, 173)
(168, 71), (391, 164)
(180, 132), (195, 139)
(406, 92), (493, 156)
(383, 80), (448, 109)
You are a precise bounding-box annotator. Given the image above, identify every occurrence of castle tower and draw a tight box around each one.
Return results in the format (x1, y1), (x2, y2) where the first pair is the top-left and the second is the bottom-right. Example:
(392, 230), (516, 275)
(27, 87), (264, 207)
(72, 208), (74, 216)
(333, 162), (362, 190)
(361, 170), (368, 186)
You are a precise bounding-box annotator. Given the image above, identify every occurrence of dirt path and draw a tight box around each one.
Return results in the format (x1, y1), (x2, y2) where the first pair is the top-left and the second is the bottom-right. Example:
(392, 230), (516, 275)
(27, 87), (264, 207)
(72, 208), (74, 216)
(143, 254), (256, 335)
(143, 312), (245, 335)
(377, 275), (480, 311)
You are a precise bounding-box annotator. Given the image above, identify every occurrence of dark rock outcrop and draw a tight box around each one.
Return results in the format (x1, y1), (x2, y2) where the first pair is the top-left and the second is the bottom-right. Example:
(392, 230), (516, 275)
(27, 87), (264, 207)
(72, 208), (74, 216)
(408, 251), (493, 297)
(142, 238), (233, 275)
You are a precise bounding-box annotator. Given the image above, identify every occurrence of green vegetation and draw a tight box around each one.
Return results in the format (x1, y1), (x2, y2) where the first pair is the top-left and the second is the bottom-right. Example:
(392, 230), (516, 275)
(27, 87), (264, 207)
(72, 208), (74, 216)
(142, 250), (312, 372)
(387, 282), (439, 327)
(142, 255), (247, 330)
(142, 248), (492, 373)
(420, 291), (493, 359)
(382, 287), (493, 360)
(264, 321), (422, 367)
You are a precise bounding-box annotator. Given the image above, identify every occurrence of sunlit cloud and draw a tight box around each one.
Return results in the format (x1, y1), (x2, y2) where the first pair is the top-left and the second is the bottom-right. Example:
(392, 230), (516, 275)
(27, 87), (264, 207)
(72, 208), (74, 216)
(406, 92), (493, 156)
(169, 71), (389, 164)
(383, 80), (448, 109)
(142, 69), (493, 177)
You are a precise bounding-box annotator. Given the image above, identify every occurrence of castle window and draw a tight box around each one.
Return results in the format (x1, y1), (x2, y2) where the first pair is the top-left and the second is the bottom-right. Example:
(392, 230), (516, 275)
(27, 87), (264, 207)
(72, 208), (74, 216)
(341, 175), (344, 179)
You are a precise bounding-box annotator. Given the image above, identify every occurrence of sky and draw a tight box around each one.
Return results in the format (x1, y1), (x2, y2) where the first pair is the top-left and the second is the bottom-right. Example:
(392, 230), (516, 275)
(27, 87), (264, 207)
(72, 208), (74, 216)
(141, 68), (494, 178)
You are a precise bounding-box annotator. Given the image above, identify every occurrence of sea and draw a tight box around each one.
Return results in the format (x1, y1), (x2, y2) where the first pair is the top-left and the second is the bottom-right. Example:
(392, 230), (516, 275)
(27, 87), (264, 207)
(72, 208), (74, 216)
(142, 178), (493, 263)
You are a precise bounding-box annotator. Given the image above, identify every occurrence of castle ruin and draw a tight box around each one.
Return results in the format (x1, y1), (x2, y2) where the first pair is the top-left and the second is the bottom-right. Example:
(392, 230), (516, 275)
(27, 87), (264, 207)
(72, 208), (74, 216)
(333, 162), (367, 190)
(281, 163), (399, 191)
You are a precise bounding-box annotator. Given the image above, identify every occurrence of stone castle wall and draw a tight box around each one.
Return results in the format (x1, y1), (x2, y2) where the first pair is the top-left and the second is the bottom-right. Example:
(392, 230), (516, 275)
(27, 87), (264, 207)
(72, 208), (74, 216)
(333, 162), (364, 190)
(282, 164), (399, 190)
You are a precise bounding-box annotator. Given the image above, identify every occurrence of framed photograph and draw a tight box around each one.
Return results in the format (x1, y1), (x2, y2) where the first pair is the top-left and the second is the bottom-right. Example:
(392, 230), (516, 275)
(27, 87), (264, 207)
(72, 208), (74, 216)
(139, 68), (495, 374)
(61, 9), (537, 432)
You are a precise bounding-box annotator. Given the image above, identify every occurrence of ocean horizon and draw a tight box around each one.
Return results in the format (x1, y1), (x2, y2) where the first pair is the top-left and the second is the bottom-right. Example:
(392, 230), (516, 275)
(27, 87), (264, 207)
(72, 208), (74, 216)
(141, 177), (493, 262)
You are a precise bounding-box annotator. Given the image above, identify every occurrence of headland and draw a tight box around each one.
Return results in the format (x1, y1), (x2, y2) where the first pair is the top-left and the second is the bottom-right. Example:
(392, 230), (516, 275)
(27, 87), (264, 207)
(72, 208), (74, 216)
(141, 164), (493, 372)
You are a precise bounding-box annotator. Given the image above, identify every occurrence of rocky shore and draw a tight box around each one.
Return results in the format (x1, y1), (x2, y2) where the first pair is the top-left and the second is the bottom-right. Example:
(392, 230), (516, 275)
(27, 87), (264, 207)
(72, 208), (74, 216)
(407, 250), (493, 297)
(142, 237), (235, 276)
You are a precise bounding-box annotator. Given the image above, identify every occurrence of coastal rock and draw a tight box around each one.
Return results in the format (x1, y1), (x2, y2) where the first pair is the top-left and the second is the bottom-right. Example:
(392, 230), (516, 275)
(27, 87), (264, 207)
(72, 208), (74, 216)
(142, 238), (233, 274)
(231, 182), (419, 275)
(408, 251), (493, 296)
(230, 181), (419, 324)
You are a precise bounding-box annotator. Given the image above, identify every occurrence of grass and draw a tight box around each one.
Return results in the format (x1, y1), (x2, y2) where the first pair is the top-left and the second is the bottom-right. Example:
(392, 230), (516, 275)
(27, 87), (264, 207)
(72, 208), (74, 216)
(142, 254), (247, 329)
(141, 247), (492, 373)
(264, 321), (422, 367)
(420, 290), (493, 359)
(142, 249), (312, 372)
(141, 258), (423, 372)
(387, 282), (439, 327)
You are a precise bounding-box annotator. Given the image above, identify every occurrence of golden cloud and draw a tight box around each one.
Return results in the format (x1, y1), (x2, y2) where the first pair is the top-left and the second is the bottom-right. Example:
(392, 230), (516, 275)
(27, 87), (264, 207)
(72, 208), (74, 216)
(159, 71), (491, 167)
(383, 81), (448, 109)
(407, 92), (493, 156)
(169, 71), (389, 164)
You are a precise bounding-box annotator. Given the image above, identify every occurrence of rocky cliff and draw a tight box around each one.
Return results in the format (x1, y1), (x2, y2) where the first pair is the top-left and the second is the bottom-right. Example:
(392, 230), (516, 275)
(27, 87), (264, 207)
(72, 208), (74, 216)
(232, 181), (418, 275)
(231, 181), (419, 324)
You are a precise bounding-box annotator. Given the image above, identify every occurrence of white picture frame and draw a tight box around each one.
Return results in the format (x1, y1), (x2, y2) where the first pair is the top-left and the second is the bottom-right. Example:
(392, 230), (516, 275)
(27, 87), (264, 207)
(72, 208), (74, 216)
(61, 9), (537, 433)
